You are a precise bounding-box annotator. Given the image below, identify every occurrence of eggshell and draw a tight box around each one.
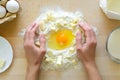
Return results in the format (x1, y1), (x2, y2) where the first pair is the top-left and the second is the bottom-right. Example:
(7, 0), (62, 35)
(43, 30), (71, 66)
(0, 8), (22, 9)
(0, 5), (6, 18)
(6, 0), (19, 13)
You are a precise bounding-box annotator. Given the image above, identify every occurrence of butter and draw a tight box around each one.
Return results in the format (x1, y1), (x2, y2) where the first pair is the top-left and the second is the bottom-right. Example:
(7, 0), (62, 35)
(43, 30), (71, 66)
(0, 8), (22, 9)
(72, 60), (77, 65)
(47, 12), (54, 21)
(56, 56), (62, 66)
(0, 59), (5, 69)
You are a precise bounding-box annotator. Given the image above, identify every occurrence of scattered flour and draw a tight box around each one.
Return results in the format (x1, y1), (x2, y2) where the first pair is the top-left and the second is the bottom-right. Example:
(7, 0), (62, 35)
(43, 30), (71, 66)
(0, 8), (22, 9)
(18, 7), (98, 71)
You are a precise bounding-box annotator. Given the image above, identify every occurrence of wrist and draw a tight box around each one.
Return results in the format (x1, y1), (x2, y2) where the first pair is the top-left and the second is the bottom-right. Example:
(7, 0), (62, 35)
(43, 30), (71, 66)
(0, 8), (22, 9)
(83, 62), (102, 80)
(83, 61), (97, 70)
(26, 65), (40, 80)
(27, 64), (40, 73)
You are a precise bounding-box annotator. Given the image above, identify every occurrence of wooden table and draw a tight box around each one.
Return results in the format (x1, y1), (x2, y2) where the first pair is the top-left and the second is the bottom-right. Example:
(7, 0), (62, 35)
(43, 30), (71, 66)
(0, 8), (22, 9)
(0, 0), (120, 80)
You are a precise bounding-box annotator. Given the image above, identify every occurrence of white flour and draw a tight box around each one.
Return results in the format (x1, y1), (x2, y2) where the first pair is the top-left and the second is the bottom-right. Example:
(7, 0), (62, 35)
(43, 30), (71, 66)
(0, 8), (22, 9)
(18, 7), (98, 71)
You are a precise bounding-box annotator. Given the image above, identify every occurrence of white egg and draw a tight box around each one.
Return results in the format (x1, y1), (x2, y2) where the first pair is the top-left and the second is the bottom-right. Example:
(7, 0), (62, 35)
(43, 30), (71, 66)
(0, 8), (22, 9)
(6, 0), (19, 13)
(0, 5), (6, 18)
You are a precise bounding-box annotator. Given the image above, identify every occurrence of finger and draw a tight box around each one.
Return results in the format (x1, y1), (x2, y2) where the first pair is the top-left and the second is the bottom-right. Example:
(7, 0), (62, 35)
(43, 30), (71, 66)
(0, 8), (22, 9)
(26, 22), (36, 32)
(79, 22), (92, 45)
(24, 23), (36, 40)
(76, 32), (82, 49)
(82, 22), (96, 40)
(80, 22), (96, 43)
(31, 23), (39, 33)
(24, 23), (37, 45)
(90, 28), (96, 41)
(39, 34), (46, 53)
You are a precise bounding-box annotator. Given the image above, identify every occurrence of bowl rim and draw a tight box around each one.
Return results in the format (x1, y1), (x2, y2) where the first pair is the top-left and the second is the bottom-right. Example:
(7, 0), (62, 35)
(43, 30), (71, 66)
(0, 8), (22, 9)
(106, 26), (120, 63)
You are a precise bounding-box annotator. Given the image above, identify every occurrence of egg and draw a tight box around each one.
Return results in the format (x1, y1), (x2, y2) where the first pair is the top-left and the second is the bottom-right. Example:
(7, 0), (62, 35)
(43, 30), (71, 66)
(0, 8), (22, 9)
(47, 29), (75, 50)
(0, 5), (6, 18)
(6, 0), (19, 13)
(36, 10), (84, 70)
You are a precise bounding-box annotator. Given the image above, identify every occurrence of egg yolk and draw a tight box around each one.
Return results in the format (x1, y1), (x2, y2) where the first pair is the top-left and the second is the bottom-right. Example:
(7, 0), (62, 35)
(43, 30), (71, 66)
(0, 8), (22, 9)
(47, 29), (75, 50)
(56, 32), (68, 45)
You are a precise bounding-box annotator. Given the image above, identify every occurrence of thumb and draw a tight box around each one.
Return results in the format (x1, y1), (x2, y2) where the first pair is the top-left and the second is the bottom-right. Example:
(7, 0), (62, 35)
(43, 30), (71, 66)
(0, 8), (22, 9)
(76, 32), (82, 51)
(39, 34), (46, 53)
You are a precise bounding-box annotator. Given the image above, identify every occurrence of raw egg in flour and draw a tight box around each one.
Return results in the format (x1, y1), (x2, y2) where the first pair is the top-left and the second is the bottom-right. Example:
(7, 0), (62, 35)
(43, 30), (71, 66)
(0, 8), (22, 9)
(47, 29), (75, 50)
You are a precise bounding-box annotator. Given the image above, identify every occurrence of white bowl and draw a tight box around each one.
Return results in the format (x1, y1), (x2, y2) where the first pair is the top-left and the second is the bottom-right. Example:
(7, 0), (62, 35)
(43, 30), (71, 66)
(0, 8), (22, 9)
(100, 0), (120, 20)
(106, 27), (120, 63)
(0, 36), (13, 73)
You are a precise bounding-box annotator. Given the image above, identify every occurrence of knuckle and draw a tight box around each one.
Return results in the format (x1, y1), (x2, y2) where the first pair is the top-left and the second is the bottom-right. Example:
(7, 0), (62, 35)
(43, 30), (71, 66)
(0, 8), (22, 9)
(93, 41), (97, 47)
(27, 30), (33, 34)
(93, 40), (97, 44)
(76, 46), (82, 52)
(92, 39), (97, 45)
(41, 48), (46, 53)
(88, 40), (97, 47)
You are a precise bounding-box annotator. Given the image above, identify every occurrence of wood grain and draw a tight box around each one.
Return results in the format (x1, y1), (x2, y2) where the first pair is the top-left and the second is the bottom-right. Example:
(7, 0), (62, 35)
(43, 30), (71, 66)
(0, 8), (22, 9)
(0, 0), (120, 80)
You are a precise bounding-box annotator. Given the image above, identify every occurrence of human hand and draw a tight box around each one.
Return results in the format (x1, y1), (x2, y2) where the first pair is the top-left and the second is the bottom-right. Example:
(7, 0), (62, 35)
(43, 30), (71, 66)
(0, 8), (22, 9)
(76, 22), (102, 80)
(76, 22), (97, 66)
(24, 22), (46, 68)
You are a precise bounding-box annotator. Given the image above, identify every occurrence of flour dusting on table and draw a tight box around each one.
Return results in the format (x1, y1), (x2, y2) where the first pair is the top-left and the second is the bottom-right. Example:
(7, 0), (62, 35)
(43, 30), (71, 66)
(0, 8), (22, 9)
(18, 7), (98, 71)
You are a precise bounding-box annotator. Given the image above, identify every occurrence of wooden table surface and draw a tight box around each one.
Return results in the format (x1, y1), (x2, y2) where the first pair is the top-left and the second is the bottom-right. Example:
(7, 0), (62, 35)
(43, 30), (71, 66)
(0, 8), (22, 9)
(0, 0), (120, 80)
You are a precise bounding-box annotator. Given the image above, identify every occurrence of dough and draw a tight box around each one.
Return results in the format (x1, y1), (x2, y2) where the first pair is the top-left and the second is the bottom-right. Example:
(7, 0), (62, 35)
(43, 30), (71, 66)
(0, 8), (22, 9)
(35, 10), (85, 70)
